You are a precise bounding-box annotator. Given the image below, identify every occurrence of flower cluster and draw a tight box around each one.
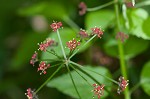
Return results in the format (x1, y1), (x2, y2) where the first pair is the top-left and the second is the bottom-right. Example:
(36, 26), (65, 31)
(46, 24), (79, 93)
(117, 76), (129, 94)
(66, 38), (80, 51)
(38, 38), (55, 52)
(38, 61), (50, 75)
(30, 51), (38, 66)
(50, 21), (62, 32)
(78, 2), (87, 15)
(92, 84), (105, 99)
(25, 88), (38, 99)
(125, 0), (135, 8)
(79, 29), (89, 39)
(91, 27), (103, 38)
(116, 32), (129, 42)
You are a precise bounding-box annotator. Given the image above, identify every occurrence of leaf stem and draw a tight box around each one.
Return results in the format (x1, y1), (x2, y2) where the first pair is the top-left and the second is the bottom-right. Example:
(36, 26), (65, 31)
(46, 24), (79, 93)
(87, 1), (117, 11)
(114, 0), (130, 99)
(69, 35), (96, 60)
(56, 29), (67, 60)
(35, 64), (63, 93)
(66, 65), (81, 99)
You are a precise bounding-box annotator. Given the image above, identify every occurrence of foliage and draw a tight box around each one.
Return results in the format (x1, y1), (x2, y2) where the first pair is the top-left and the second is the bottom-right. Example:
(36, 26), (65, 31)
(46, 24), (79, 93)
(0, 0), (150, 99)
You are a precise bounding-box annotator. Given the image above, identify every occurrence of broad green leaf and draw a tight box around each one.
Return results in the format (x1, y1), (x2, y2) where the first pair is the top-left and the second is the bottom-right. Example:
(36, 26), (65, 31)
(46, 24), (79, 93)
(104, 36), (149, 59)
(142, 17), (150, 37)
(11, 33), (47, 70)
(85, 10), (115, 30)
(18, 2), (67, 19)
(141, 61), (150, 96)
(128, 8), (150, 40)
(42, 28), (91, 60)
(47, 66), (112, 99)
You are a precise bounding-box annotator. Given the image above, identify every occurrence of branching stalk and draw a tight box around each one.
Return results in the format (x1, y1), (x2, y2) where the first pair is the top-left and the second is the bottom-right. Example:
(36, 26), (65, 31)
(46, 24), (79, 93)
(87, 1), (117, 11)
(69, 35), (96, 60)
(66, 65), (81, 99)
(114, 0), (130, 99)
(56, 30), (67, 60)
(35, 64), (63, 93)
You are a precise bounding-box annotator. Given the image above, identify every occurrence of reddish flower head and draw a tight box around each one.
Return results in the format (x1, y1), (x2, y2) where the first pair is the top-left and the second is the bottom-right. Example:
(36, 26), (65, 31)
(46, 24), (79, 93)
(38, 61), (50, 75)
(116, 32), (129, 42)
(125, 1), (135, 8)
(79, 29), (89, 38)
(79, 2), (87, 15)
(50, 21), (62, 32)
(38, 38), (55, 52)
(92, 84), (105, 99)
(25, 88), (38, 99)
(117, 76), (129, 94)
(91, 27), (103, 38)
(30, 51), (38, 66)
(66, 38), (80, 51)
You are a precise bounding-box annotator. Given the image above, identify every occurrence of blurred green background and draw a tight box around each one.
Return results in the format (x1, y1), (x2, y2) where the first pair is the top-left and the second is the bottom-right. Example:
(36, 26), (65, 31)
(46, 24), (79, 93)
(0, 0), (150, 99)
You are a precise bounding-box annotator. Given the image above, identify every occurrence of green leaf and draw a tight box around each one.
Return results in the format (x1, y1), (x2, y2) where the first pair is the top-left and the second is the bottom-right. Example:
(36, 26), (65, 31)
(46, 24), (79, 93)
(142, 17), (150, 37)
(128, 8), (150, 40)
(47, 66), (112, 99)
(85, 10), (115, 30)
(11, 33), (47, 70)
(141, 61), (150, 96)
(18, 2), (67, 19)
(42, 28), (91, 60)
(104, 36), (149, 59)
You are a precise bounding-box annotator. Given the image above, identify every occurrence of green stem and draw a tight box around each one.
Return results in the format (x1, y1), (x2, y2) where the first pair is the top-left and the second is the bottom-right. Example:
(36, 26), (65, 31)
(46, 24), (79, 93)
(63, 16), (80, 33)
(56, 30), (67, 60)
(87, 1), (117, 11)
(66, 65), (81, 99)
(69, 35), (96, 60)
(49, 63), (63, 68)
(135, 0), (150, 8)
(38, 59), (62, 62)
(114, 0), (130, 99)
(70, 61), (118, 99)
(35, 64), (63, 93)
(83, 67), (118, 84)
(70, 64), (92, 87)
(46, 50), (61, 59)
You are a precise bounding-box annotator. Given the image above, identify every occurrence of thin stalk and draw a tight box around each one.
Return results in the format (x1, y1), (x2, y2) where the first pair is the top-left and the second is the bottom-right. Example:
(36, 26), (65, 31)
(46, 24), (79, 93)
(38, 59), (62, 62)
(56, 30), (67, 60)
(66, 65), (81, 99)
(70, 64), (92, 87)
(83, 67), (118, 84)
(114, 0), (130, 99)
(70, 61), (118, 99)
(69, 35), (96, 60)
(49, 63), (63, 68)
(35, 64), (63, 93)
(46, 50), (61, 59)
(87, 1), (116, 11)
(63, 16), (80, 33)
(135, 0), (150, 8)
